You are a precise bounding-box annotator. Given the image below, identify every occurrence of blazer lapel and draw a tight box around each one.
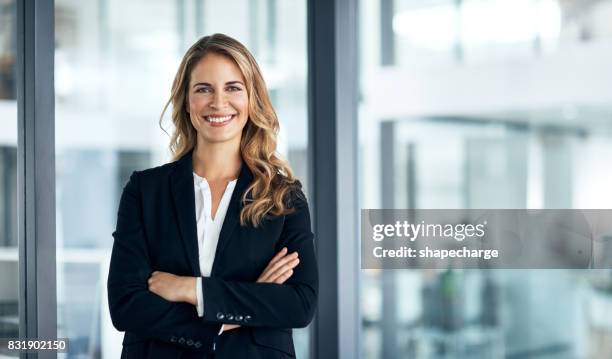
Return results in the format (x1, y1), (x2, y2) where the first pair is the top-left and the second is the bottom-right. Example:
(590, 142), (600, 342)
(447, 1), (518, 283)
(211, 162), (253, 276)
(170, 150), (200, 276)
(170, 149), (254, 277)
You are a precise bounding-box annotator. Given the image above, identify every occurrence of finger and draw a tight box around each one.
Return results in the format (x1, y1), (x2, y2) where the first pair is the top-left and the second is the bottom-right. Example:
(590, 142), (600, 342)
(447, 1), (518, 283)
(270, 268), (292, 284)
(258, 250), (294, 282)
(271, 247), (288, 264)
(265, 252), (298, 277)
(224, 324), (241, 332)
(257, 250), (286, 283)
(263, 247), (288, 272)
(258, 254), (294, 283)
(274, 269), (294, 284)
(263, 257), (299, 283)
(266, 258), (300, 283)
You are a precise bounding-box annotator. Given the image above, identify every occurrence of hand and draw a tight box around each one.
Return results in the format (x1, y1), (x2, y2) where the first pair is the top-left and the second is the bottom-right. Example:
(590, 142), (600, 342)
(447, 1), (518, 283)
(224, 247), (300, 333)
(257, 247), (300, 284)
(147, 271), (196, 305)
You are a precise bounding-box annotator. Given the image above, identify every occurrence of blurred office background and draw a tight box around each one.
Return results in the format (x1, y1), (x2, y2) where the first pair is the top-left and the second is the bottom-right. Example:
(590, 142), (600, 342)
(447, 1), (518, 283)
(359, 0), (612, 358)
(1, 0), (612, 358)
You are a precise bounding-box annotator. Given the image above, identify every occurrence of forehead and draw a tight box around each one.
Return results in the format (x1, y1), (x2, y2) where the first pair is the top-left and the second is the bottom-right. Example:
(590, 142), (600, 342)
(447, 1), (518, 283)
(190, 52), (245, 84)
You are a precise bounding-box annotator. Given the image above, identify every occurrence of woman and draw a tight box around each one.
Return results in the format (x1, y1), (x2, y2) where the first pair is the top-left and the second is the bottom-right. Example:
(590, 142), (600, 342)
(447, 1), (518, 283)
(107, 33), (318, 359)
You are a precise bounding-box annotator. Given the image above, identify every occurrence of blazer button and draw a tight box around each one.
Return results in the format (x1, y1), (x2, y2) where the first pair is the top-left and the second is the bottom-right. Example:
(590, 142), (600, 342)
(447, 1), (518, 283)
(226, 314), (234, 321)
(216, 312), (225, 320)
(235, 315), (243, 321)
(178, 337), (185, 345)
(170, 336), (177, 343)
(194, 341), (202, 349)
(186, 339), (194, 346)
(244, 315), (252, 323)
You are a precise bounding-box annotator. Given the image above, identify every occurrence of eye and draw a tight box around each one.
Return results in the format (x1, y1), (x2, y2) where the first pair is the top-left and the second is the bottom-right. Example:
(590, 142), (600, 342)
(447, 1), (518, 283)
(195, 87), (212, 93)
(227, 86), (242, 92)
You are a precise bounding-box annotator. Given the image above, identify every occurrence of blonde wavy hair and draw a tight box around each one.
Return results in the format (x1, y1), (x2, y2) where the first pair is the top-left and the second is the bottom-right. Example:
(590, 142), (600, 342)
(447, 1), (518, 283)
(160, 33), (303, 227)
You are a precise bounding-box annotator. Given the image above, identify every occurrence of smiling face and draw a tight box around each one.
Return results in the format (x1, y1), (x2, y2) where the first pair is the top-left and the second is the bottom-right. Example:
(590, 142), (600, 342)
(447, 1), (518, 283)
(187, 52), (249, 146)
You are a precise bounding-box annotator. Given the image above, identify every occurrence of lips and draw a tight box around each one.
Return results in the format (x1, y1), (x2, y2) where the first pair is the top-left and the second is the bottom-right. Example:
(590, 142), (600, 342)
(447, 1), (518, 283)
(204, 114), (236, 126)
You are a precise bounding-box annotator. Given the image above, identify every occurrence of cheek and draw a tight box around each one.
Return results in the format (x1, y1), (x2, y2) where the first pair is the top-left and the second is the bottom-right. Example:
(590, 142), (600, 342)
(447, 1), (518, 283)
(188, 95), (208, 112)
(234, 95), (249, 114)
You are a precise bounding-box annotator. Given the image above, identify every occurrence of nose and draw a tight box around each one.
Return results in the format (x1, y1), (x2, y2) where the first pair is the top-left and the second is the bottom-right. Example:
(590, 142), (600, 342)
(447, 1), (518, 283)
(209, 91), (227, 109)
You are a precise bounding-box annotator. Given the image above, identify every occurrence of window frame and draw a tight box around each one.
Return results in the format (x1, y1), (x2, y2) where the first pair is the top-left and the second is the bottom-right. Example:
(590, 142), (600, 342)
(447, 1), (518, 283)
(16, 0), (57, 356)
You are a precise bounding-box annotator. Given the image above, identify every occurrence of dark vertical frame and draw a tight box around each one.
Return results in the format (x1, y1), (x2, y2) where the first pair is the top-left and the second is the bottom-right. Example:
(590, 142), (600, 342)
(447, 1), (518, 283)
(16, 0), (56, 358)
(380, 121), (397, 358)
(308, 0), (359, 357)
(379, 0), (396, 353)
(335, 0), (360, 357)
(380, 0), (394, 66)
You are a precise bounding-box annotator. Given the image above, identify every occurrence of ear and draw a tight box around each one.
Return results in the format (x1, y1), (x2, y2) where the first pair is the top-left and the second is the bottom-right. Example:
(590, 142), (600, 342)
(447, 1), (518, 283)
(185, 94), (190, 114)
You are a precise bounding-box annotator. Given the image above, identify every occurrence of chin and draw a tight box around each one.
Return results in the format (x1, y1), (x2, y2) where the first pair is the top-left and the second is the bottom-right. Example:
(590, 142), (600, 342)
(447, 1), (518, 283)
(201, 133), (241, 145)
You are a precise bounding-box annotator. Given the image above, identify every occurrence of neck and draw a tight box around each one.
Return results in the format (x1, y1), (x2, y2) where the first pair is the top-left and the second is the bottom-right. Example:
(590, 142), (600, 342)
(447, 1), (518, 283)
(192, 139), (242, 181)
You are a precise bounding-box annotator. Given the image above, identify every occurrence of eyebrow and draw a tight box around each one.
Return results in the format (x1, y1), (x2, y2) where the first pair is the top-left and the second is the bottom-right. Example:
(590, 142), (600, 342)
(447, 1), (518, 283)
(192, 81), (244, 88)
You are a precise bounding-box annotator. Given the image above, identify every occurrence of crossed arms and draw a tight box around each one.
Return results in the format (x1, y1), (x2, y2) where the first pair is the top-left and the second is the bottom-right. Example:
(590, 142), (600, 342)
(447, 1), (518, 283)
(107, 172), (318, 352)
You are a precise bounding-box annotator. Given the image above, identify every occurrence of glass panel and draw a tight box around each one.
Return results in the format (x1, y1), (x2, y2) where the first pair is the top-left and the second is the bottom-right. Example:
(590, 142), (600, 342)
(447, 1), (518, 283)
(0, 0), (19, 357)
(360, 0), (612, 358)
(389, 0), (612, 67)
(55, 0), (308, 358)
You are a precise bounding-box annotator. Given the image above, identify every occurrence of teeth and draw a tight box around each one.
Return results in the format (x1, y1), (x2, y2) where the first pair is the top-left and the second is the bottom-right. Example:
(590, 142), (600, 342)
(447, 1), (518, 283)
(206, 115), (233, 123)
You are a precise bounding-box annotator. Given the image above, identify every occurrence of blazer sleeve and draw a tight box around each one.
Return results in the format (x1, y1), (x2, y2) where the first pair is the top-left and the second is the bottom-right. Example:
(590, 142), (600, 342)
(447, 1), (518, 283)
(201, 193), (318, 328)
(107, 171), (222, 351)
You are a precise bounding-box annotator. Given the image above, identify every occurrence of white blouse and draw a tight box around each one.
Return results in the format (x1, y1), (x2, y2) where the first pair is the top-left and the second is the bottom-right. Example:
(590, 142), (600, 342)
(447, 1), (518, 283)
(193, 172), (237, 318)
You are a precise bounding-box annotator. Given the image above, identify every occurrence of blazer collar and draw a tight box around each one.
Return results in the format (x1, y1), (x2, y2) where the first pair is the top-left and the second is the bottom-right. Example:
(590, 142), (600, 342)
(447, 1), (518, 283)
(170, 149), (253, 276)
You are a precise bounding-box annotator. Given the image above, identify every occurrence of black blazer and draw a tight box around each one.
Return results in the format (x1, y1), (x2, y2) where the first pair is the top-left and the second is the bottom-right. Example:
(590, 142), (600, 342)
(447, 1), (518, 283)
(107, 150), (318, 359)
